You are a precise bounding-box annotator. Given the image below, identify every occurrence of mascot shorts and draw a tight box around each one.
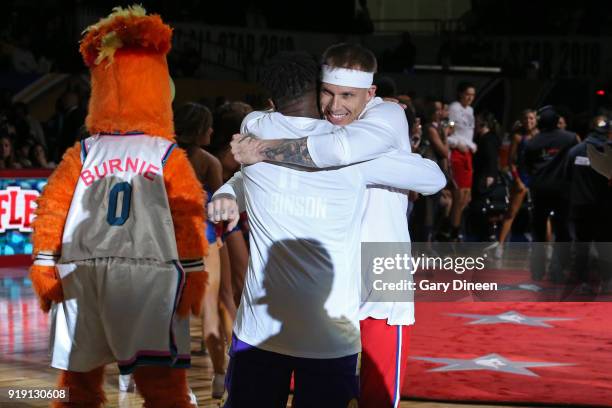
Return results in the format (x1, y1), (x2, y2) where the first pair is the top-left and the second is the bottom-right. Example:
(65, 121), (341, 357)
(49, 258), (191, 374)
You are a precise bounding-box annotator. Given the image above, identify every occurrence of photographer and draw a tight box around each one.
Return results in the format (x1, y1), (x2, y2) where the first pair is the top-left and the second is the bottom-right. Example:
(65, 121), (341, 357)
(567, 116), (612, 294)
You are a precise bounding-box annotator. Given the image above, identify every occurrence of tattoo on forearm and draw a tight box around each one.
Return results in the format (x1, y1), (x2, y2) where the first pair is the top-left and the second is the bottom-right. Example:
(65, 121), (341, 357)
(262, 137), (315, 167)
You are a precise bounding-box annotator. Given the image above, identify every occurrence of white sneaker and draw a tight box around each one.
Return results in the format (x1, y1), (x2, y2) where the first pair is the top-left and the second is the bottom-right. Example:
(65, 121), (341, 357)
(118, 374), (135, 392)
(483, 241), (499, 252)
(188, 387), (198, 407)
(494, 243), (504, 259)
(211, 374), (226, 399)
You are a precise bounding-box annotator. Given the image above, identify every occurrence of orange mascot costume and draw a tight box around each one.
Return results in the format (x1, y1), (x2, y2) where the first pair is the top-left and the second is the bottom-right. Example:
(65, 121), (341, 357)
(29, 5), (207, 407)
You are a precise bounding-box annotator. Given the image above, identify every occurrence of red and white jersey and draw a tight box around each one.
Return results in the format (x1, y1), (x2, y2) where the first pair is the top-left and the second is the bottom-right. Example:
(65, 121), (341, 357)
(60, 134), (179, 263)
(447, 101), (476, 151)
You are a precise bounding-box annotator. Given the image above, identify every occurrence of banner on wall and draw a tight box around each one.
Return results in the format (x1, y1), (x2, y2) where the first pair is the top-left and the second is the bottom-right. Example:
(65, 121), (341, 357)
(0, 170), (52, 257)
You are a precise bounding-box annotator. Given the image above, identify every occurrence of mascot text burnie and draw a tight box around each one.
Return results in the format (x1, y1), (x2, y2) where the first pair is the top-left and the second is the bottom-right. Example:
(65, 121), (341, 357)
(30, 5), (207, 407)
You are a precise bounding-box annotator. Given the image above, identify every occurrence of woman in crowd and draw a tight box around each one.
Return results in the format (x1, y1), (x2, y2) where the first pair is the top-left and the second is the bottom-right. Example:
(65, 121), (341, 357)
(14, 139), (33, 168)
(175, 102), (232, 398)
(29, 142), (56, 168)
(207, 101), (252, 307)
(494, 109), (538, 253)
(411, 99), (451, 241)
(0, 135), (21, 169)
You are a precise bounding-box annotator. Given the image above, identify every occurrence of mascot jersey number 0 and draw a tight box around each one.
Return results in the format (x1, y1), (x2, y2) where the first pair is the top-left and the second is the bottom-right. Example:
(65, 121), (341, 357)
(29, 6), (207, 407)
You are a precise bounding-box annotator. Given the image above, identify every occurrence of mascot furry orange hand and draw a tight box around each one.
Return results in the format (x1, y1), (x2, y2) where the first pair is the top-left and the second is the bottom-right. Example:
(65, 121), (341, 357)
(29, 6), (207, 407)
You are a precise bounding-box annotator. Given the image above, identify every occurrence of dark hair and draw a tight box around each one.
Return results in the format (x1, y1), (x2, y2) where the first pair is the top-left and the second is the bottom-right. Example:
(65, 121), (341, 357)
(422, 100), (441, 125)
(207, 101), (253, 155)
(259, 51), (319, 107)
(537, 105), (560, 131)
(29, 142), (48, 167)
(374, 76), (397, 98)
(322, 43), (377, 72)
(0, 135), (18, 168)
(174, 102), (212, 148)
(476, 111), (499, 134)
(404, 105), (417, 133)
(457, 81), (476, 95)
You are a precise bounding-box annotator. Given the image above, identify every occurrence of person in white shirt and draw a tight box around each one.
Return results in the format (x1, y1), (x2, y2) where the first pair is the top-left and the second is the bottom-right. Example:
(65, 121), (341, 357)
(211, 50), (445, 408)
(446, 82), (477, 241)
(214, 44), (442, 408)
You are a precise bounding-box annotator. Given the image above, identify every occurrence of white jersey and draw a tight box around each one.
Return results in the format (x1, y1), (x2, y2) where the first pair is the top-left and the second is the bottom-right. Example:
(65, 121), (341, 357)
(447, 101), (476, 151)
(256, 98), (417, 325)
(215, 111), (445, 358)
(60, 134), (179, 263)
(352, 99), (415, 325)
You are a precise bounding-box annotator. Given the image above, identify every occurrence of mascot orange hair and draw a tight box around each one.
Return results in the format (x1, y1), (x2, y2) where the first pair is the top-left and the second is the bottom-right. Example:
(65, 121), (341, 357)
(30, 6), (207, 407)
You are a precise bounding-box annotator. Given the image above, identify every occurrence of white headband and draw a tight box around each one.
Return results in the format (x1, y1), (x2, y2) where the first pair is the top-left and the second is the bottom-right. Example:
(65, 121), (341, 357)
(321, 64), (374, 88)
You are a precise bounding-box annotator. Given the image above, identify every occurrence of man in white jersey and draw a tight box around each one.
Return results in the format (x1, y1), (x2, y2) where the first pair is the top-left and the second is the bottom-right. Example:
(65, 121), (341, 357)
(446, 81), (477, 241)
(210, 51), (445, 407)
(221, 43), (421, 407)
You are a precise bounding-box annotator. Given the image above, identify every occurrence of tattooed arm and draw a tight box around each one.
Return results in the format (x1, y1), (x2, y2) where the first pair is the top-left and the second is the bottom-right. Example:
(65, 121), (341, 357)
(235, 101), (408, 168)
(231, 134), (315, 168)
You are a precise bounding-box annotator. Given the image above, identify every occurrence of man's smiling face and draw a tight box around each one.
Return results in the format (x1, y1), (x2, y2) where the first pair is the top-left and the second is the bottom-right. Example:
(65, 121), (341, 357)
(319, 82), (375, 126)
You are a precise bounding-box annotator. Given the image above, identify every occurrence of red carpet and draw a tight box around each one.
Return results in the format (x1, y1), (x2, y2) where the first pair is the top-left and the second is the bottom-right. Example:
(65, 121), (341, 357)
(403, 301), (612, 406)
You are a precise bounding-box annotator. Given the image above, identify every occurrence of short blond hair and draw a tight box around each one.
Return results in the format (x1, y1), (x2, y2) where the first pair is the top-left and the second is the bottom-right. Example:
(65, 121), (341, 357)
(322, 43), (377, 73)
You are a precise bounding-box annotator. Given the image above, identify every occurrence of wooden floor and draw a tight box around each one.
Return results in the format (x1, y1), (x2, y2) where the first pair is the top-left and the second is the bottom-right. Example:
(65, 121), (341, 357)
(0, 270), (532, 407)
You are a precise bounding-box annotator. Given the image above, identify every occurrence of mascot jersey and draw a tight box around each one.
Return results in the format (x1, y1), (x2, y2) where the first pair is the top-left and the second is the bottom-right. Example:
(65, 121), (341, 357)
(61, 134), (179, 262)
(49, 133), (196, 375)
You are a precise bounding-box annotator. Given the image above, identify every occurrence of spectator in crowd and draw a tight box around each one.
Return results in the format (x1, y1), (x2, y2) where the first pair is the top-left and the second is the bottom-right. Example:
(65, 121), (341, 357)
(471, 111), (502, 241)
(423, 100), (451, 176)
(174, 102), (230, 398)
(567, 115), (612, 294)
(207, 101), (251, 307)
(209, 101), (253, 181)
(0, 135), (20, 169)
(523, 106), (578, 282)
(29, 142), (55, 168)
(446, 82), (477, 241)
(374, 76), (397, 99)
(494, 109), (539, 253)
(473, 111), (501, 194)
(14, 138), (33, 168)
(411, 99), (450, 241)
(12, 102), (46, 148)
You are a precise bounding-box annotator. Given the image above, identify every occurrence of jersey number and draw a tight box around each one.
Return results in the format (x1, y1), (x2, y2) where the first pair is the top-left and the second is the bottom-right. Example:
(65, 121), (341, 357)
(107, 182), (132, 226)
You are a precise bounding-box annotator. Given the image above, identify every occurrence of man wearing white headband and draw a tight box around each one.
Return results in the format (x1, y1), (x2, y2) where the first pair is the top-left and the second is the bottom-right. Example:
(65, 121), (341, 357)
(215, 43), (428, 407)
(211, 50), (444, 408)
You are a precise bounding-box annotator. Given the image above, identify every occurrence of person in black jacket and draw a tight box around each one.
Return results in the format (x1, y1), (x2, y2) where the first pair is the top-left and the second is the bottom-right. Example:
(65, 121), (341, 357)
(470, 111), (502, 241)
(473, 111), (500, 196)
(523, 106), (578, 282)
(567, 116), (612, 294)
